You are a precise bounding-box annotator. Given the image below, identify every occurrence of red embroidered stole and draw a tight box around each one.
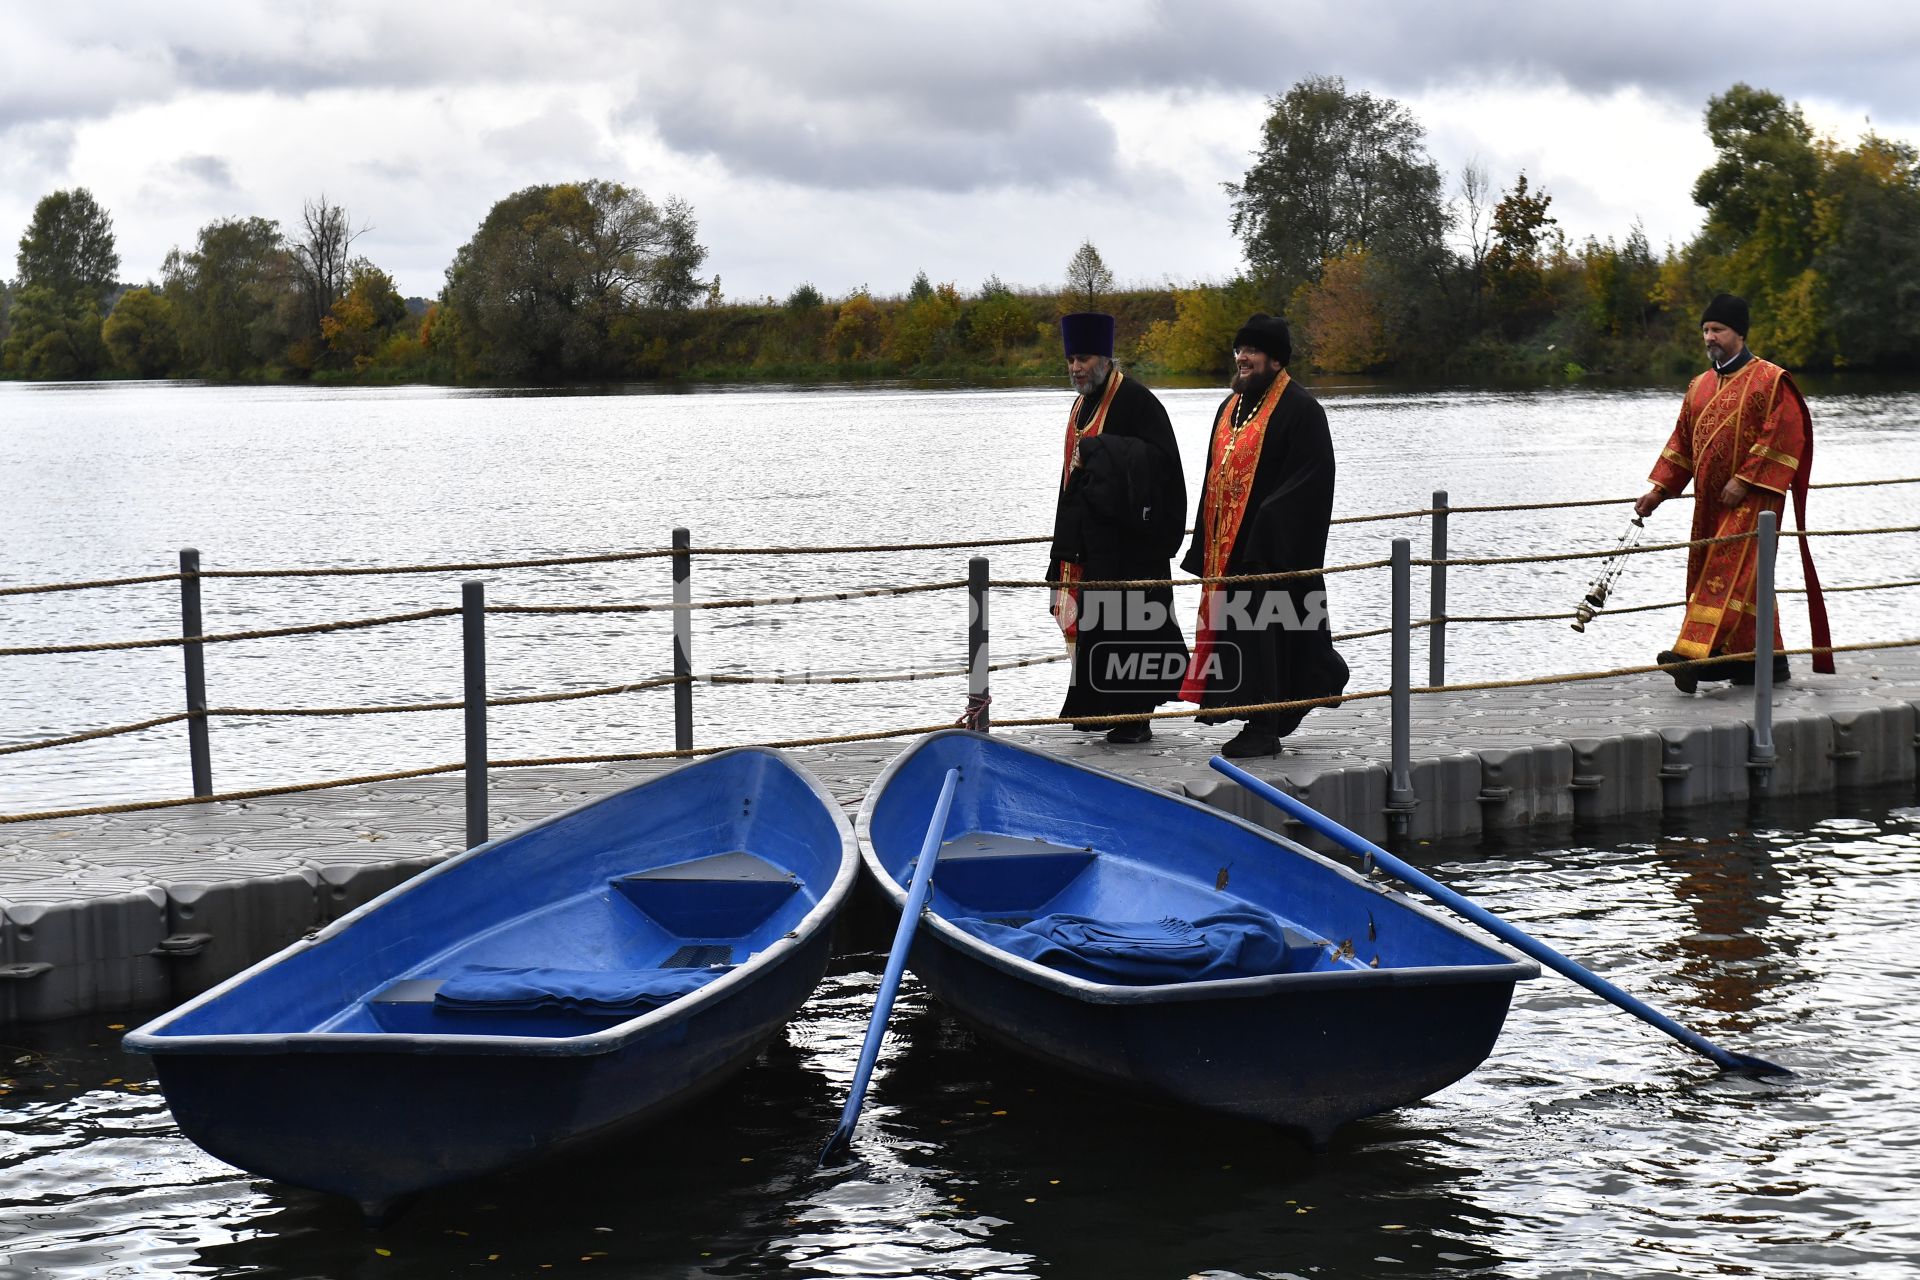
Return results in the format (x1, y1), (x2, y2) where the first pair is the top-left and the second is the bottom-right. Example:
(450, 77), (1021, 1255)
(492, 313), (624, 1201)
(1050, 369), (1126, 641)
(1669, 361), (1832, 671)
(1180, 371), (1290, 702)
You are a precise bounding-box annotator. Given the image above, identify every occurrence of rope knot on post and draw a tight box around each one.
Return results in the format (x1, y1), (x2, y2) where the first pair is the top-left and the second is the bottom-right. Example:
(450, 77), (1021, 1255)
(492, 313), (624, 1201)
(955, 691), (992, 731)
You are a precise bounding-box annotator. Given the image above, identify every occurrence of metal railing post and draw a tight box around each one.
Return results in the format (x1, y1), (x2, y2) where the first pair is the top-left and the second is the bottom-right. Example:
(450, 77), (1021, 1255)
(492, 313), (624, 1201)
(463, 580), (488, 848)
(178, 548), (212, 797)
(1750, 511), (1778, 791)
(968, 556), (991, 731)
(1388, 538), (1416, 834)
(1429, 489), (1448, 687)
(672, 527), (693, 752)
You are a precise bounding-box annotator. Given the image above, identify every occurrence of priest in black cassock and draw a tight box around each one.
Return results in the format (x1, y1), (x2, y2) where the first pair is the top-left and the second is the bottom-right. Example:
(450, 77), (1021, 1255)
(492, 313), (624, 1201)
(1047, 312), (1188, 744)
(1179, 313), (1349, 758)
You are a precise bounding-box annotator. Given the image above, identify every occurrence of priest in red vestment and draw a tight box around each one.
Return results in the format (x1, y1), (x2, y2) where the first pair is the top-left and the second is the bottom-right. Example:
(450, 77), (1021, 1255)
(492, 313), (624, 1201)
(1634, 293), (1832, 693)
(1179, 314), (1349, 758)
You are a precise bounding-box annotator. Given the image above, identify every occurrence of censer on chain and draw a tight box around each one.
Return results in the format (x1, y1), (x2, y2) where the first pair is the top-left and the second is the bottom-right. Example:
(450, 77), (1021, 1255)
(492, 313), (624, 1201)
(1570, 514), (1646, 632)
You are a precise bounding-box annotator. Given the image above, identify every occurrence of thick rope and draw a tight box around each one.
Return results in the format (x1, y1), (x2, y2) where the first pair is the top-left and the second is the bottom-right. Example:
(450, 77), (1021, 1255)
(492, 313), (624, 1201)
(6, 478), (1917, 600)
(0, 713), (193, 756)
(490, 580), (965, 615)
(0, 607), (459, 657)
(998, 558), (1395, 591)
(0, 571), (184, 599)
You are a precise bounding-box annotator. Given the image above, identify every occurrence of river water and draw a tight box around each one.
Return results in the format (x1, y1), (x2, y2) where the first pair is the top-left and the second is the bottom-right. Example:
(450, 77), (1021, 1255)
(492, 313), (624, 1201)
(3, 785), (1917, 1279)
(2, 379), (1920, 1278)
(2, 377), (1919, 812)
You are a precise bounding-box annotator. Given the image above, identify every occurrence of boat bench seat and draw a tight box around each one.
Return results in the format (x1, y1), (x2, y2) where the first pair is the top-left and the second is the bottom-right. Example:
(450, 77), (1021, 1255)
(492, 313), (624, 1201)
(365, 977), (632, 1034)
(933, 832), (1095, 914)
(611, 849), (800, 938)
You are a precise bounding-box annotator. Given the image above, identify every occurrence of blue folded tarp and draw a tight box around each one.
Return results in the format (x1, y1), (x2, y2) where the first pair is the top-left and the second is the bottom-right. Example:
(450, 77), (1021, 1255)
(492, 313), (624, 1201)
(434, 965), (729, 1013)
(950, 910), (1303, 983)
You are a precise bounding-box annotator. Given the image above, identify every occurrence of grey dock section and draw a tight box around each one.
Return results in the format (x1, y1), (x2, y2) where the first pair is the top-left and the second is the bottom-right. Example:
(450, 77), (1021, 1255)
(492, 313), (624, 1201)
(4, 651), (1917, 1026)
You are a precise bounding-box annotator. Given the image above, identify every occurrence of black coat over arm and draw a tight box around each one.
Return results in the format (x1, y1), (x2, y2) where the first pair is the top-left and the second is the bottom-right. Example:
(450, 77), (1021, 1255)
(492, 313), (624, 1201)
(1048, 372), (1188, 723)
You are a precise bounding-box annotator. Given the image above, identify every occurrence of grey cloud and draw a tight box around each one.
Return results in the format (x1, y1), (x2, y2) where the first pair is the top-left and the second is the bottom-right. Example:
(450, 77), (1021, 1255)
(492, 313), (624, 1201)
(172, 154), (236, 190)
(480, 104), (619, 171)
(653, 90), (1116, 192)
(615, 1), (1919, 196)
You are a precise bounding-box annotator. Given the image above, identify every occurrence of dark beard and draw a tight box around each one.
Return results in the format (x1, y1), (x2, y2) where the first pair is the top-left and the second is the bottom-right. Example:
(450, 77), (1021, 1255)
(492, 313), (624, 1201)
(1231, 368), (1277, 399)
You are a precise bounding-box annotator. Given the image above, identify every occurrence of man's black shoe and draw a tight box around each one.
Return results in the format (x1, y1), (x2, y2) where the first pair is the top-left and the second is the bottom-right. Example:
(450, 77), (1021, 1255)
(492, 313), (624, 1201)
(1657, 650), (1698, 694)
(1105, 722), (1153, 744)
(1221, 726), (1282, 759)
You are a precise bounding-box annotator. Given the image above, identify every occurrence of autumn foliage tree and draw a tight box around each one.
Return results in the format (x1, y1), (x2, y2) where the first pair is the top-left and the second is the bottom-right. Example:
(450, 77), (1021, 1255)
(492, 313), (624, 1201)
(1293, 249), (1387, 372)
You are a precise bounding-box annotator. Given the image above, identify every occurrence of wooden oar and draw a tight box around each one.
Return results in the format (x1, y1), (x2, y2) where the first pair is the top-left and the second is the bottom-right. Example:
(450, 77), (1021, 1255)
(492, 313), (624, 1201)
(1209, 757), (1792, 1077)
(819, 766), (961, 1166)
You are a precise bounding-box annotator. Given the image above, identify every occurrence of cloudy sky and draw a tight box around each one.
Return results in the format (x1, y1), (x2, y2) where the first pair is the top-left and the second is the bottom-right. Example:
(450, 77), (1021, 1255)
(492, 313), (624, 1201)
(5, 1), (1918, 303)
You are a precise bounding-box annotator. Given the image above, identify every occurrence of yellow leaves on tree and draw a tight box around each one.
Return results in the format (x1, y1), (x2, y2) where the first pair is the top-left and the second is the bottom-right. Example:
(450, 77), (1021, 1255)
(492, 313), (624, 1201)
(1292, 249), (1385, 374)
(1139, 279), (1259, 375)
(890, 282), (961, 366)
(320, 266), (409, 371)
(828, 291), (883, 361)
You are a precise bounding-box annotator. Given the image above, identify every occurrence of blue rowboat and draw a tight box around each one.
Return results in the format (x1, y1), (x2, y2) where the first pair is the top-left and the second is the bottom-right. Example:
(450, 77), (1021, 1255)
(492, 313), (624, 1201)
(125, 748), (858, 1217)
(858, 732), (1538, 1144)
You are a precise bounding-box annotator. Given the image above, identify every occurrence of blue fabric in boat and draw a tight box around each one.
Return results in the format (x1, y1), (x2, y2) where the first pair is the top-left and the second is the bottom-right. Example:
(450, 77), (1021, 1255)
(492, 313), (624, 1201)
(949, 910), (1298, 983)
(433, 965), (729, 1013)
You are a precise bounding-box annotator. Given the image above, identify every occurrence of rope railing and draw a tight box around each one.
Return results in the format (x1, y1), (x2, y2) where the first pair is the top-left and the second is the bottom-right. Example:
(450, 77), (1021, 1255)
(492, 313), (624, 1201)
(10, 634), (1920, 825)
(8, 475), (1917, 600)
(0, 607), (460, 657)
(0, 648), (1081, 758)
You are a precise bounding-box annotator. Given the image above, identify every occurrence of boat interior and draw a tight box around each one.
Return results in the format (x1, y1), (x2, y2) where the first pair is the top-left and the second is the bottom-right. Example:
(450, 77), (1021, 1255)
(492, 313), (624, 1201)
(927, 830), (1357, 977)
(334, 848), (805, 1037)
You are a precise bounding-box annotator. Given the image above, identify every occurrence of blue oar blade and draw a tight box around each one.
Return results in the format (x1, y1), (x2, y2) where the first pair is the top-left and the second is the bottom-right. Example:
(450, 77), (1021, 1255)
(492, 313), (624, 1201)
(1208, 757), (1792, 1079)
(819, 767), (961, 1167)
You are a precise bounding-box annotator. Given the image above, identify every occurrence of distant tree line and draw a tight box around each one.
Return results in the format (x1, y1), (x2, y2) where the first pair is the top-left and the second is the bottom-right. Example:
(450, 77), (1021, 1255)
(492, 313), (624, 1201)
(5, 79), (1917, 386)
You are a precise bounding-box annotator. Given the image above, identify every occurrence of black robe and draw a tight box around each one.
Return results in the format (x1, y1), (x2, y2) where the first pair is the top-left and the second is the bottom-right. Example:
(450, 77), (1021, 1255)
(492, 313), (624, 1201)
(1048, 372), (1188, 725)
(1179, 377), (1348, 733)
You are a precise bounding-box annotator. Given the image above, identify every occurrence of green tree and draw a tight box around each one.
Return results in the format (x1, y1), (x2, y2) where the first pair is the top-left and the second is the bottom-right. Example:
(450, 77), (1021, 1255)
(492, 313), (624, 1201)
(786, 282), (825, 313)
(441, 181), (709, 379)
(101, 287), (182, 376)
(16, 188), (120, 304)
(1814, 134), (1920, 368)
(162, 216), (299, 376)
(907, 270), (934, 302)
(1580, 223), (1663, 342)
(1228, 76), (1449, 304)
(1483, 172), (1559, 337)
(1689, 84), (1822, 349)
(0, 285), (106, 378)
(1064, 241), (1114, 308)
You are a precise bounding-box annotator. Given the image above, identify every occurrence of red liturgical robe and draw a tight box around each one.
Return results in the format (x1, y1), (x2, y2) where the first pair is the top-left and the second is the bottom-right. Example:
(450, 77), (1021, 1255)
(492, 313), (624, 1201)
(1647, 356), (1832, 671)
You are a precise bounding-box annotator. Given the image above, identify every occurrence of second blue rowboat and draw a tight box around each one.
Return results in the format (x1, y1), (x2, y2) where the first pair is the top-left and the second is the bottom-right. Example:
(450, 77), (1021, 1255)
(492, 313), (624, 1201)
(857, 731), (1538, 1143)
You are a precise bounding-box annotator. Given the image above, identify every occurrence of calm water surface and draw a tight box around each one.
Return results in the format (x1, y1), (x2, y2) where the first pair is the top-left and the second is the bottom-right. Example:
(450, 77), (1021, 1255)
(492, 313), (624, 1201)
(2, 786), (1917, 1279)
(3, 379), (1919, 811)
